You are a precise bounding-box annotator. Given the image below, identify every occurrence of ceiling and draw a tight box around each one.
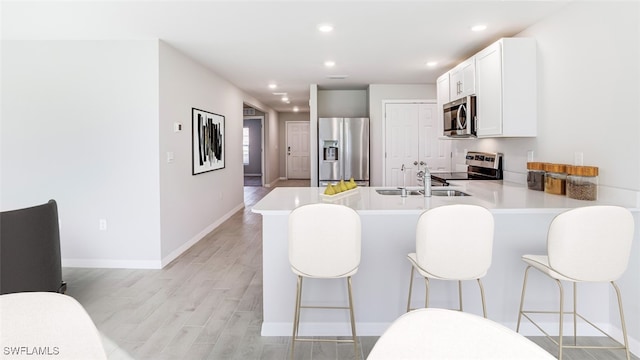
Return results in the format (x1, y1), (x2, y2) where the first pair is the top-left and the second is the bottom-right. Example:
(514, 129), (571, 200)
(2, 1), (572, 113)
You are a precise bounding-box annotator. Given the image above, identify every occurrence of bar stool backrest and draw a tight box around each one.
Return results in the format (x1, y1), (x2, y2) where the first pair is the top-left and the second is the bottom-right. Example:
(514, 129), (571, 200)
(547, 205), (634, 282)
(289, 203), (361, 278)
(416, 204), (494, 280)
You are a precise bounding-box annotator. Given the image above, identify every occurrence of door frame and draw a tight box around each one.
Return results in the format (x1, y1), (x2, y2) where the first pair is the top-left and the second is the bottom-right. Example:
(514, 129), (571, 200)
(243, 115), (265, 186)
(285, 121), (311, 180)
(381, 99), (436, 186)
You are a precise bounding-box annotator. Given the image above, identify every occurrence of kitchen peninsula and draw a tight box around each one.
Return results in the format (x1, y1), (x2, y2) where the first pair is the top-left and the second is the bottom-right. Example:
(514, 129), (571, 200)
(252, 181), (640, 353)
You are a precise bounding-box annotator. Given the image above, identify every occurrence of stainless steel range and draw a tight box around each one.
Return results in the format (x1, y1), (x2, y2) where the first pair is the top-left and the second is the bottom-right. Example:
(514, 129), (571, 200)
(431, 151), (503, 186)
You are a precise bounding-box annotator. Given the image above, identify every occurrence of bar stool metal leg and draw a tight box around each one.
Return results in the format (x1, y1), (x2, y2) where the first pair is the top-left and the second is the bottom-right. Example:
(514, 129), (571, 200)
(406, 267), (415, 312)
(347, 276), (358, 359)
(477, 278), (487, 318)
(291, 276), (303, 360)
(458, 280), (463, 312)
(516, 265), (532, 332)
(424, 277), (430, 308)
(611, 281), (631, 360)
(557, 279), (564, 360)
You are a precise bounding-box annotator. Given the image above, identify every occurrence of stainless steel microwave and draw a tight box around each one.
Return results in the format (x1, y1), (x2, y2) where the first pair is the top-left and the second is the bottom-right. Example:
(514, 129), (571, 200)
(443, 95), (476, 137)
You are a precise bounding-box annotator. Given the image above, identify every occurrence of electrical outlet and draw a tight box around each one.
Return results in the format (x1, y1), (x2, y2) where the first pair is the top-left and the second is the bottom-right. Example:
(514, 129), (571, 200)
(99, 219), (107, 231)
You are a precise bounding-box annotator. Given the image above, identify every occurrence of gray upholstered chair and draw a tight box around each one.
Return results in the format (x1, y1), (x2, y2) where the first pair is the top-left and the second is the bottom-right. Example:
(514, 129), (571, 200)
(1, 199), (66, 294)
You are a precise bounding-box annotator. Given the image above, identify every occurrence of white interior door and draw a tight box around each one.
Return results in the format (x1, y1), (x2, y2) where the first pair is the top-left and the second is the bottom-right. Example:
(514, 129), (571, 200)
(385, 104), (420, 187)
(418, 103), (451, 172)
(385, 103), (450, 187)
(286, 121), (310, 179)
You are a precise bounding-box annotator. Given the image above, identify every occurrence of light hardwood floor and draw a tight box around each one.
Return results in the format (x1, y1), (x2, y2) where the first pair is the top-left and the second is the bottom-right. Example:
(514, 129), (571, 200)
(63, 180), (637, 359)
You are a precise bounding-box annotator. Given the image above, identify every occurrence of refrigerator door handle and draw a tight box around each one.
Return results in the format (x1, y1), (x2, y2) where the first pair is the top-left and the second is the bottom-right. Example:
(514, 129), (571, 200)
(343, 119), (349, 180)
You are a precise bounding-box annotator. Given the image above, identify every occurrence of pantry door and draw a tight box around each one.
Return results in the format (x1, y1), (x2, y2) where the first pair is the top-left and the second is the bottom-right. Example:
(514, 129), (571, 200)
(384, 102), (450, 187)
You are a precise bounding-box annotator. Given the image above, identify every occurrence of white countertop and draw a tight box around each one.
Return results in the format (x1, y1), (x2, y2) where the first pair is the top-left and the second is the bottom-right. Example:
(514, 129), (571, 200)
(252, 181), (640, 215)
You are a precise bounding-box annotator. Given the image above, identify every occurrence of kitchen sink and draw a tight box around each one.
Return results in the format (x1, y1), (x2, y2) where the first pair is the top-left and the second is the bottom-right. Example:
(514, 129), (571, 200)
(376, 189), (424, 196)
(375, 189), (470, 197)
(431, 190), (470, 197)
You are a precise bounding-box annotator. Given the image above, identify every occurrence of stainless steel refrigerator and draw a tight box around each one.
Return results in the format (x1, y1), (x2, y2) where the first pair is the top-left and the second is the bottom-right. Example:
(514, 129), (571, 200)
(318, 117), (370, 186)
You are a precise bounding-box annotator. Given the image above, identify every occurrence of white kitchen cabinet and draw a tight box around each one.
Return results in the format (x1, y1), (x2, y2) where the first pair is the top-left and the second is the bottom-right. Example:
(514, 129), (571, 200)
(436, 72), (450, 137)
(475, 38), (537, 137)
(449, 57), (475, 100)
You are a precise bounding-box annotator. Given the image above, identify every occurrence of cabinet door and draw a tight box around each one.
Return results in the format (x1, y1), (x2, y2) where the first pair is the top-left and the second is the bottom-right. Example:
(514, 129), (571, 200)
(449, 58), (475, 100)
(461, 59), (476, 96)
(476, 42), (503, 137)
(436, 72), (450, 137)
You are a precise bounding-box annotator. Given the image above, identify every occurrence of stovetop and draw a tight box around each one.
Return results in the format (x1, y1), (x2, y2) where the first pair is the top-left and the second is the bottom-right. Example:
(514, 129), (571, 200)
(431, 151), (503, 185)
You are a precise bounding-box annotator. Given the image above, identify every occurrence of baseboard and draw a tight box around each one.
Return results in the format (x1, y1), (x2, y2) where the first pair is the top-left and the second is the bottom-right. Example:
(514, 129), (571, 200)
(62, 258), (162, 269)
(62, 202), (245, 270)
(244, 173), (261, 177)
(265, 177), (281, 188)
(160, 202), (245, 268)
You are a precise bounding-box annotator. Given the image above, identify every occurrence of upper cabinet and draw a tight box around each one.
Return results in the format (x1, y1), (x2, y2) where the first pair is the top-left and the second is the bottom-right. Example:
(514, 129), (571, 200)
(449, 57), (476, 101)
(436, 72), (450, 136)
(475, 38), (537, 137)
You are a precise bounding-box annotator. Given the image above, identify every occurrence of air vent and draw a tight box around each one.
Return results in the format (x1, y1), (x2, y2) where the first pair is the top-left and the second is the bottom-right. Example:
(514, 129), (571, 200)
(243, 108), (255, 116)
(327, 75), (348, 80)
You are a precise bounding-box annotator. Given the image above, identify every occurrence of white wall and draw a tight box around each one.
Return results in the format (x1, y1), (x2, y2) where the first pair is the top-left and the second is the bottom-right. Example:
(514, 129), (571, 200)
(368, 84), (437, 186)
(317, 90), (368, 117)
(1, 40), (277, 269)
(158, 41), (245, 264)
(1, 40), (162, 267)
(450, 1), (640, 191)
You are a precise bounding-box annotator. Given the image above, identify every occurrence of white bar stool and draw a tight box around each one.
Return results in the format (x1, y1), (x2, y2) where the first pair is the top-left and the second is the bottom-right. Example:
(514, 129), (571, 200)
(288, 203), (361, 359)
(406, 204), (494, 317)
(516, 205), (634, 360)
(368, 308), (555, 359)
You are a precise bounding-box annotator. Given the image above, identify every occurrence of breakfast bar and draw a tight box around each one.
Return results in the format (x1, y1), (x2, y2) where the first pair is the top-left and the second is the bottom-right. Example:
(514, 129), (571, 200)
(251, 181), (640, 353)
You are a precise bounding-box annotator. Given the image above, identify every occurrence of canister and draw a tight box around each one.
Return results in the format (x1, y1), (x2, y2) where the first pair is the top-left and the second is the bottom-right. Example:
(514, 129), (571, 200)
(566, 165), (598, 201)
(526, 162), (546, 191)
(544, 163), (567, 195)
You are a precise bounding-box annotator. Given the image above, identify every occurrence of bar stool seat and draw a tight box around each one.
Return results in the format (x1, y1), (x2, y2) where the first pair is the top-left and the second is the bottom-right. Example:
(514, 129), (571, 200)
(368, 308), (555, 360)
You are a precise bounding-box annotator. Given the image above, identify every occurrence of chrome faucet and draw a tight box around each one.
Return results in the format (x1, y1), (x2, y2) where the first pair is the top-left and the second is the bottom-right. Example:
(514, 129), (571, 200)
(415, 161), (431, 197)
(399, 164), (408, 197)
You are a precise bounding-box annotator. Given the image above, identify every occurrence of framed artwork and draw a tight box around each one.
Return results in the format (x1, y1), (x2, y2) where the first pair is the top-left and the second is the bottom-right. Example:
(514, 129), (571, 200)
(192, 108), (225, 175)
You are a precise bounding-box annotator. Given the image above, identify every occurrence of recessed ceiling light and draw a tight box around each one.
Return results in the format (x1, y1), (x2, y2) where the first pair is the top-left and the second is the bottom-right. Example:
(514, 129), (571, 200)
(327, 75), (348, 80)
(293, 106), (299, 112)
(281, 96), (289, 102)
(272, 92), (287, 96)
(324, 61), (336, 68)
(268, 83), (277, 89)
(426, 61), (438, 67)
(317, 23), (334, 33)
(471, 24), (487, 32)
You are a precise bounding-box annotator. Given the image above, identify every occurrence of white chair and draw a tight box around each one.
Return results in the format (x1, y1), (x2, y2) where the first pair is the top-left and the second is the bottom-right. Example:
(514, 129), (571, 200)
(289, 203), (361, 359)
(407, 204), (494, 317)
(516, 205), (634, 360)
(367, 308), (555, 360)
(0, 292), (107, 359)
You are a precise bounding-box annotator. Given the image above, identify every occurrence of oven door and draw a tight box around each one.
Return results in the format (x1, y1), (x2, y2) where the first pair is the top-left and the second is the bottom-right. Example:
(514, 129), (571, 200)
(443, 96), (476, 137)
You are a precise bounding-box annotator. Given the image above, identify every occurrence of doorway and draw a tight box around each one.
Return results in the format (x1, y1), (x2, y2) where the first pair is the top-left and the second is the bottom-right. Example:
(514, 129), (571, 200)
(383, 102), (451, 187)
(243, 116), (264, 186)
(286, 121), (310, 179)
